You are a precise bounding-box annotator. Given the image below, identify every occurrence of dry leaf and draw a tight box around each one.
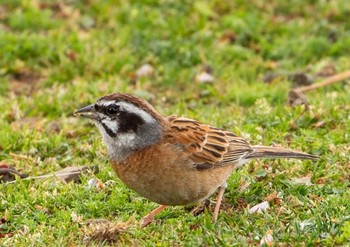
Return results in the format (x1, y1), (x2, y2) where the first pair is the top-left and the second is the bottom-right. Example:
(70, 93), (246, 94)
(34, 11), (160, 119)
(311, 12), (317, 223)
(0, 164), (28, 183)
(87, 178), (105, 190)
(51, 166), (99, 183)
(314, 120), (325, 128)
(315, 177), (327, 184)
(47, 121), (61, 134)
(299, 219), (315, 231)
(66, 49), (77, 61)
(135, 64), (155, 78)
(71, 211), (83, 223)
(83, 218), (132, 245)
(0, 233), (14, 239)
(309, 194), (324, 202)
(6, 166), (100, 184)
(286, 90), (309, 109)
(264, 192), (283, 205)
(238, 181), (251, 192)
(219, 30), (236, 45)
(260, 230), (274, 246)
(288, 72), (313, 87)
(316, 63), (336, 77)
(248, 201), (269, 214)
(291, 176), (313, 186)
(34, 205), (52, 214)
(195, 71), (215, 84)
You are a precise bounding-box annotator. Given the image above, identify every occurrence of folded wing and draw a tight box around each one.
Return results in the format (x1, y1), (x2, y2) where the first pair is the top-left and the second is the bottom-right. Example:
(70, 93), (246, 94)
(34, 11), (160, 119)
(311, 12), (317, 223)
(165, 116), (254, 169)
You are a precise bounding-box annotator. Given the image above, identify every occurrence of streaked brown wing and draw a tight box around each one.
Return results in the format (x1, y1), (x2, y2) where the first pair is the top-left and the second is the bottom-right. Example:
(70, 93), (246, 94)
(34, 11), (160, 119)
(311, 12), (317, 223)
(165, 116), (254, 168)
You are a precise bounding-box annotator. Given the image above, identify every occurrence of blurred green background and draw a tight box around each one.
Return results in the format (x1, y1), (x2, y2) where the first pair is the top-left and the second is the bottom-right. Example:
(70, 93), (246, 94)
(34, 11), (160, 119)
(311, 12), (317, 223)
(0, 0), (349, 246)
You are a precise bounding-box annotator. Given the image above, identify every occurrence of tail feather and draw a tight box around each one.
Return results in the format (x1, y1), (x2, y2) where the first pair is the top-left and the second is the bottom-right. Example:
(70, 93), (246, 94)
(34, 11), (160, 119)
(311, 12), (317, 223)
(246, 145), (319, 160)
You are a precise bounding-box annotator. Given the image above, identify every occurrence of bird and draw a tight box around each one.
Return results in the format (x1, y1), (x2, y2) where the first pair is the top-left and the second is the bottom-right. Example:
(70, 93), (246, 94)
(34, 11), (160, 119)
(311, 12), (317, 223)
(74, 93), (318, 227)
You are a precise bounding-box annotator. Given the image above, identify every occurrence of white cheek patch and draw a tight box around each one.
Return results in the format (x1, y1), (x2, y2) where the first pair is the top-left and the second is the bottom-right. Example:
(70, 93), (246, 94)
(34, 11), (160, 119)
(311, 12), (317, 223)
(116, 102), (155, 124)
(101, 119), (119, 133)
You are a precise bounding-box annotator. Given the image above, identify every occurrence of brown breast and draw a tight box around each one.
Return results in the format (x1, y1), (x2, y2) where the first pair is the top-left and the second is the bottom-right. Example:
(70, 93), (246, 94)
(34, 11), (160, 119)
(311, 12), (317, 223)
(110, 141), (235, 206)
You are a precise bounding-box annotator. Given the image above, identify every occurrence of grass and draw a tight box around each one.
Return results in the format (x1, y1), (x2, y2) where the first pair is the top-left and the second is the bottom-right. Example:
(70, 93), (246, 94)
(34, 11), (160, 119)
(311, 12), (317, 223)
(0, 0), (350, 246)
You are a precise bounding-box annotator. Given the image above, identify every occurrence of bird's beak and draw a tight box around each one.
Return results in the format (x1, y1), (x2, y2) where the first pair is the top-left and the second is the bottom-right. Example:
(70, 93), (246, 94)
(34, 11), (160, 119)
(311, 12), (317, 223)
(74, 104), (98, 120)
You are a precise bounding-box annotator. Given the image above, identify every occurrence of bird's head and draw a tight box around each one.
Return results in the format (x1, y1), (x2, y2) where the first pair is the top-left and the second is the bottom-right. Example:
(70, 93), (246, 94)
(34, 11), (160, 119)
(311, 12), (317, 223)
(74, 93), (165, 161)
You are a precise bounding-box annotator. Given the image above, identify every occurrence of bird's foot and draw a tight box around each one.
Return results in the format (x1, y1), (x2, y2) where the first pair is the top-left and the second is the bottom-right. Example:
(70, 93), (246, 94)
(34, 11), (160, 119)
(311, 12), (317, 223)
(140, 215), (154, 228)
(140, 205), (167, 228)
(191, 199), (210, 216)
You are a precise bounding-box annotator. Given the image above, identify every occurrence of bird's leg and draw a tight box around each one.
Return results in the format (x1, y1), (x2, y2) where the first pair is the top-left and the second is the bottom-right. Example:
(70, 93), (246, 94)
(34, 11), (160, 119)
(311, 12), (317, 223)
(212, 182), (227, 222)
(140, 205), (167, 227)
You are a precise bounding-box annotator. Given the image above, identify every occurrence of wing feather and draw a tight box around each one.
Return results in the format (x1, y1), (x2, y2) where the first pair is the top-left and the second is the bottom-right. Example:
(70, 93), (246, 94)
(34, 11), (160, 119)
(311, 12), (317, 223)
(165, 116), (253, 168)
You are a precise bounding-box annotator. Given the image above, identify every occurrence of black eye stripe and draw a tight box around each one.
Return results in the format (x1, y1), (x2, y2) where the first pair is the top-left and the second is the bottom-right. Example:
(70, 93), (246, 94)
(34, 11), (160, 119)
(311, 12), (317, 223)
(118, 112), (145, 133)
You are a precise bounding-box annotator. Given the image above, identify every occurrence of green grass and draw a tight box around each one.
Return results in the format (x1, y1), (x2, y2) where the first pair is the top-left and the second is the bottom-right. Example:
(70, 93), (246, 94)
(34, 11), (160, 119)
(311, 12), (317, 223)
(1, 0), (350, 246)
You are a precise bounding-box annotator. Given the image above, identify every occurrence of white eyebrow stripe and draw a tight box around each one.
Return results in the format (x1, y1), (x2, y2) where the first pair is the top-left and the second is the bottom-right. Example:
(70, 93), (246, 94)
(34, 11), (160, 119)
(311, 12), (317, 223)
(98, 100), (116, 107)
(116, 102), (155, 124)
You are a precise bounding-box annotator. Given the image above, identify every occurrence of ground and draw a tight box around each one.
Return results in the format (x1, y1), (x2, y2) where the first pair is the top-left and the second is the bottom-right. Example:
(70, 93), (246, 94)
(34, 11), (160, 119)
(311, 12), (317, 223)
(0, 0), (350, 246)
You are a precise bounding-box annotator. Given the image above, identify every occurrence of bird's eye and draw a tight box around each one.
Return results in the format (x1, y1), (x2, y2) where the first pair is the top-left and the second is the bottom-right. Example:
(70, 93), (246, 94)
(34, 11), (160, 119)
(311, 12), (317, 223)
(107, 105), (120, 115)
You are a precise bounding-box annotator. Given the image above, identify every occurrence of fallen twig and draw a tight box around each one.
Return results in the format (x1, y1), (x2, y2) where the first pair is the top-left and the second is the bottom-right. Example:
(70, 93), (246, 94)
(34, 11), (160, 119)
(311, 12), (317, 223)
(9, 152), (35, 161)
(295, 70), (350, 93)
(3, 166), (99, 184)
(287, 70), (350, 109)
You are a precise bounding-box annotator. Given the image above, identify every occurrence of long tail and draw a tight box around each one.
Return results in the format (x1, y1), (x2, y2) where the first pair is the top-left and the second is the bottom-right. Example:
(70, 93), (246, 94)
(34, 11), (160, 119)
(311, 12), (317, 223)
(245, 146), (319, 160)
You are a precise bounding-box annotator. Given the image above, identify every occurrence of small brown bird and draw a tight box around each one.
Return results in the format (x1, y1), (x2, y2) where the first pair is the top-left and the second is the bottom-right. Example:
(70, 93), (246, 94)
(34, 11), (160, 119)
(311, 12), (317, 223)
(74, 93), (318, 227)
